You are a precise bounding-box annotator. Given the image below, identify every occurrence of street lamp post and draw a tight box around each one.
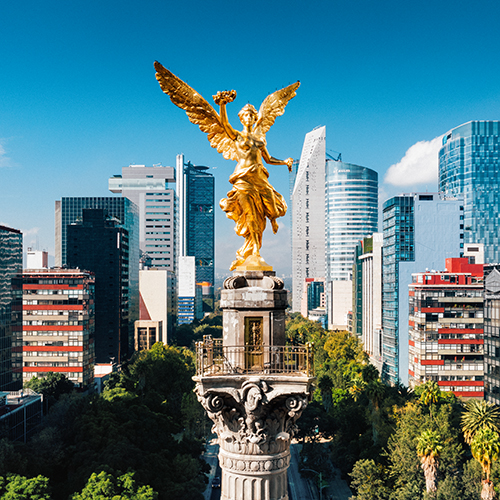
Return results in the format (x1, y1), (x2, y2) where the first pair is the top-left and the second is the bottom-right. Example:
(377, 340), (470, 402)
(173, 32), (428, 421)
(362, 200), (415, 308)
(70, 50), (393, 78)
(301, 468), (324, 500)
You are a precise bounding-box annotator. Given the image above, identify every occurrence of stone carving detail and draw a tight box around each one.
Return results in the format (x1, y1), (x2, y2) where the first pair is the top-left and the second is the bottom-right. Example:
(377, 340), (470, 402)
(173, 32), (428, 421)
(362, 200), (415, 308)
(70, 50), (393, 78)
(196, 379), (309, 455)
(219, 452), (290, 473)
(223, 274), (284, 290)
(224, 275), (249, 289)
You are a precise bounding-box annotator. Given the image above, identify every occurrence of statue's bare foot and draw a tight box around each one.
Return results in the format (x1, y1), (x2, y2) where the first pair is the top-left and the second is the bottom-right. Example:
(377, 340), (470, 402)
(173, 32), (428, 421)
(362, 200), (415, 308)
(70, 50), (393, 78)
(271, 219), (279, 234)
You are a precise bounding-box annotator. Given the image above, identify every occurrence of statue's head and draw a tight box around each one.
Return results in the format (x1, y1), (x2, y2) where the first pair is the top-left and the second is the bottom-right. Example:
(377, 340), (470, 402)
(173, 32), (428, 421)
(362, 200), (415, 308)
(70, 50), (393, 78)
(238, 104), (258, 126)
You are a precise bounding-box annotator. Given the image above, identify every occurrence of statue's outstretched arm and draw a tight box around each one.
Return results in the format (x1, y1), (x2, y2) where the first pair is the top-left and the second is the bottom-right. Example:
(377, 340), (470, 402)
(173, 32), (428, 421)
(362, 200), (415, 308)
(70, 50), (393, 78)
(214, 91), (237, 141)
(262, 146), (294, 172)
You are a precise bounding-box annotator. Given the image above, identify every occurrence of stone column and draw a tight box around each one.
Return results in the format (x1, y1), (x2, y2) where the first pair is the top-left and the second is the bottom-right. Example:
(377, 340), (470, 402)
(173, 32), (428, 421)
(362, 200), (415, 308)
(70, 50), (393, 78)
(194, 270), (315, 500)
(195, 376), (312, 500)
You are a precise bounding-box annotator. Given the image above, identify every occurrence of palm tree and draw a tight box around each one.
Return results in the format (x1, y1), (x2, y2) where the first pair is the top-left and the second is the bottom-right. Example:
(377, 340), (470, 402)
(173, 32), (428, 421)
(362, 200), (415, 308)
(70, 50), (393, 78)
(416, 429), (443, 493)
(419, 381), (441, 406)
(471, 427), (500, 500)
(462, 399), (500, 444)
(365, 379), (386, 445)
(348, 372), (366, 402)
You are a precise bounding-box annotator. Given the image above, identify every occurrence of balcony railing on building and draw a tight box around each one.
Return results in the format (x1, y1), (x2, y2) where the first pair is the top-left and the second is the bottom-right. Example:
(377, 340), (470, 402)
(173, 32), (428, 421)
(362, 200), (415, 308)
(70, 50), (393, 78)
(195, 336), (314, 377)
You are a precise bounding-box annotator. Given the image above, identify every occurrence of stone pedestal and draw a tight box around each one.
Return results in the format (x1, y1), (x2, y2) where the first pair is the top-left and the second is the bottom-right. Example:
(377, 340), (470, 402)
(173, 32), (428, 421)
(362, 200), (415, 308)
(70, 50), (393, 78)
(194, 271), (315, 500)
(195, 375), (313, 500)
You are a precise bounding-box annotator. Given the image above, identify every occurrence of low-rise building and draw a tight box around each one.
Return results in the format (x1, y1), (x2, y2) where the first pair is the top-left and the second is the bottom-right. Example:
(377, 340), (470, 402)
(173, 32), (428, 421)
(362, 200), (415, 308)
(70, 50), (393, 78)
(408, 258), (484, 399)
(21, 269), (95, 389)
(0, 389), (43, 441)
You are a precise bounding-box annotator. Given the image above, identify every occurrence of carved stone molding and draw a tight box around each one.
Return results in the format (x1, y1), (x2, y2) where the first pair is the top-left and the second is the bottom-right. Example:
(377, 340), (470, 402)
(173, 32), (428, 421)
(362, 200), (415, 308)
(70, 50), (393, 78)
(219, 449), (290, 475)
(195, 377), (311, 456)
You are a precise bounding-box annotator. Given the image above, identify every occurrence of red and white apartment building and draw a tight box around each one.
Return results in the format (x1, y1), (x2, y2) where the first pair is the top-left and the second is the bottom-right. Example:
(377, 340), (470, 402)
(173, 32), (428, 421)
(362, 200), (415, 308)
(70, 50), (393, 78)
(18, 269), (95, 389)
(408, 258), (484, 399)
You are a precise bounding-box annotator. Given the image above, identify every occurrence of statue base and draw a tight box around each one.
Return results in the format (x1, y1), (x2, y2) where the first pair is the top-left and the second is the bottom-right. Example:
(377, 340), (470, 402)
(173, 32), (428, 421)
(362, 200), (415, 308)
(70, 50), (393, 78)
(233, 255), (273, 272)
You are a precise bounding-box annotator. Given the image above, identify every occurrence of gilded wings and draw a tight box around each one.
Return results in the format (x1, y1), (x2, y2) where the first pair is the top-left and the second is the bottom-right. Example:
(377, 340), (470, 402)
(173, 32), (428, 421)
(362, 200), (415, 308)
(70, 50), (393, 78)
(154, 61), (299, 157)
(154, 61), (238, 161)
(254, 81), (300, 139)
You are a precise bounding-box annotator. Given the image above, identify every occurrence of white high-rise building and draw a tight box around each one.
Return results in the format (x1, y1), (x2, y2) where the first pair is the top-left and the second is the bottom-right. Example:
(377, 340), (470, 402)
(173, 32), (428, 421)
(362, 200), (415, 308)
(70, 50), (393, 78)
(291, 126), (378, 329)
(291, 127), (326, 312)
(25, 249), (48, 269)
(109, 164), (176, 271)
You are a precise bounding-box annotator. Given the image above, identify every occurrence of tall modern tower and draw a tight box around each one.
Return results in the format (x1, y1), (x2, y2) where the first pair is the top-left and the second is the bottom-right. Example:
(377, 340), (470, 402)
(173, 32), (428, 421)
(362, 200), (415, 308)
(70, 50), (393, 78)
(439, 121), (500, 264)
(382, 193), (463, 386)
(109, 164), (176, 271)
(55, 197), (139, 357)
(291, 126), (326, 313)
(325, 161), (378, 281)
(0, 225), (22, 391)
(325, 160), (378, 329)
(176, 154), (215, 286)
(66, 209), (132, 364)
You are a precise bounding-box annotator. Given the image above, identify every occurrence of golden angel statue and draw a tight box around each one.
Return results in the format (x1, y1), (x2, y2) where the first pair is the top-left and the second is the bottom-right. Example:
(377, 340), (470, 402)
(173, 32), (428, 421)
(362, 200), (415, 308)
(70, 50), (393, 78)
(154, 61), (299, 271)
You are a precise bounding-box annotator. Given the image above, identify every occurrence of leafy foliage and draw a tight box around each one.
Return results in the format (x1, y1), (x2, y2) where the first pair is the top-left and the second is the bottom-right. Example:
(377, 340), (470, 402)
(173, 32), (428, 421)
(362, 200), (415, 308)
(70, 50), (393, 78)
(3, 344), (207, 500)
(24, 372), (74, 409)
(0, 474), (51, 500)
(71, 471), (157, 500)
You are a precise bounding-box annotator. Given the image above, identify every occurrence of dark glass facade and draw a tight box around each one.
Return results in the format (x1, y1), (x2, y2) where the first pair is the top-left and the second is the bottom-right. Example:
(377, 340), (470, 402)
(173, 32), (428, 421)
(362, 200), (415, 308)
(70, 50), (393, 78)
(66, 209), (132, 364)
(56, 197), (139, 357)
(0, 225), (22, 391)
(439, 121), (500, 264)
(184, 164), (214, 286)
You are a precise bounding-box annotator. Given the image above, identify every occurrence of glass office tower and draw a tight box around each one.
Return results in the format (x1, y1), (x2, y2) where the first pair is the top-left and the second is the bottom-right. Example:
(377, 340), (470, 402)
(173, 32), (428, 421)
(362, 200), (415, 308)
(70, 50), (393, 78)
(382, 193), (463, 385)
(177, 157), (215, 286)
(55, 197), (139, 356)
(0, 225), (22, 390)
(67, 209), (131, 363)
(325, 161), (378, 282)
(439, 121), (500, 264)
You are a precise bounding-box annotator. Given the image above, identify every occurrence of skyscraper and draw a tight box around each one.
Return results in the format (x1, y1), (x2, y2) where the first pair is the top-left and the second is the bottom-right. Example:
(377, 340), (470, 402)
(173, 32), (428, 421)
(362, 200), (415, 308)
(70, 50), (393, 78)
(325, 161), (378, 282)
(66, 209), (134, 364)
(439, 121), (500, 264)
(353, 233), (383, 372)
(291, 127), (326, 312)
(291, 127), (378, 328)
(382, 193), (463, 385)
(109, 164), (176, 271)
(55, 196), (139, 345)
(325, 160), (378, 329)
(0, 225), (22, 391)
(176, 154), (215, 286)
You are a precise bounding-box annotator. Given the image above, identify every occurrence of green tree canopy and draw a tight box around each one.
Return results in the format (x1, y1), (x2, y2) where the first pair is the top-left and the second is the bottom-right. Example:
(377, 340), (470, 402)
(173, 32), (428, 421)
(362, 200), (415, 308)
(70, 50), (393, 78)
(24, 372), (74, 407)
(71, 471), (157, 500)
(0, 474), (51, 500)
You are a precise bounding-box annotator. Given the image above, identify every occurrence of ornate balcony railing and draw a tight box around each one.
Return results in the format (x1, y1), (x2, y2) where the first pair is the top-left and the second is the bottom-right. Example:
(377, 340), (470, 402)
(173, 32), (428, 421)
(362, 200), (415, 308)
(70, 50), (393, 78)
(195, 337), (314, 377)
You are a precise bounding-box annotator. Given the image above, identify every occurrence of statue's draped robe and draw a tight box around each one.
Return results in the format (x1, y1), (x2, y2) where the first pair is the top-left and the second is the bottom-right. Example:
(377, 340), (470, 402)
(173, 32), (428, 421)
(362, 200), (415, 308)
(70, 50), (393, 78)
(220, 162), (287, 263)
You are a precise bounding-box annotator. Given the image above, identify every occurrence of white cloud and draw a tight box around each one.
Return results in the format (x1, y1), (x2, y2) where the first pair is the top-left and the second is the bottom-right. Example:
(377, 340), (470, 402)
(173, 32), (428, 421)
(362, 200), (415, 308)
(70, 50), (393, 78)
(384, 135), (443, 187)
(0, 141), (11, 168)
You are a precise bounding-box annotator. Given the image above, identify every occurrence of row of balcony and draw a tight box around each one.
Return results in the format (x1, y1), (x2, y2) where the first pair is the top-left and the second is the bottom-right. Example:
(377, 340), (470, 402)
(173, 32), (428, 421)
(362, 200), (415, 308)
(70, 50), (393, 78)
(195, 338), (314, 377)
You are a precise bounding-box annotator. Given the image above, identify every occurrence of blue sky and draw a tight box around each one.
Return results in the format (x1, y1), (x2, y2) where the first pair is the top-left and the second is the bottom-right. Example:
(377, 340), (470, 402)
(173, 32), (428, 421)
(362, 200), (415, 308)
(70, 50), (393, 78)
(1, 0), (499, 275)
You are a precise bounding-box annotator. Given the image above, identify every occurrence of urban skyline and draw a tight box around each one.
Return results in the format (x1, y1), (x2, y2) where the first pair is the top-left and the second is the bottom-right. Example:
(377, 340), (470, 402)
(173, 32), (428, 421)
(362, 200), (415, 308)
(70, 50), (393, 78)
(2, 2), (500, 275)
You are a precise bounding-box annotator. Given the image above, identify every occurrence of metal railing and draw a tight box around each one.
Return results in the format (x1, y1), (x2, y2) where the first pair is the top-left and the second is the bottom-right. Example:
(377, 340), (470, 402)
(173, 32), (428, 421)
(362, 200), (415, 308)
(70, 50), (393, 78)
(195, 337), (314, 377)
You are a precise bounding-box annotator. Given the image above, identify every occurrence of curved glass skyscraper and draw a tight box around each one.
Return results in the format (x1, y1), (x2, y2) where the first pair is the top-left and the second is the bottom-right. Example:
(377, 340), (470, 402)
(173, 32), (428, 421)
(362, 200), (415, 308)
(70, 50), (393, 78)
(325, 161), (378, 282)
(439, 121), (500, 264)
